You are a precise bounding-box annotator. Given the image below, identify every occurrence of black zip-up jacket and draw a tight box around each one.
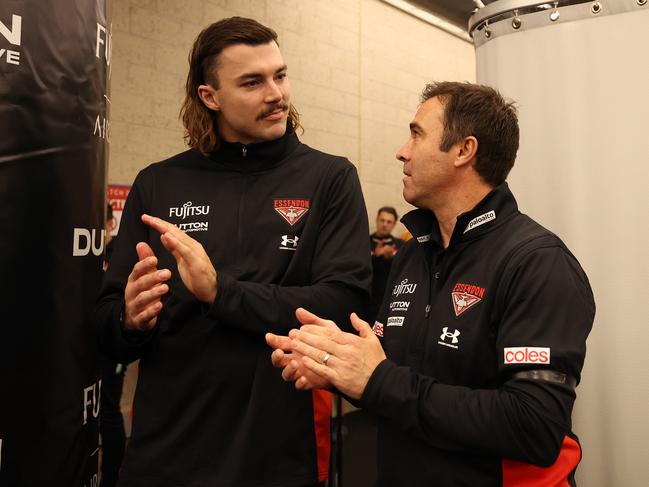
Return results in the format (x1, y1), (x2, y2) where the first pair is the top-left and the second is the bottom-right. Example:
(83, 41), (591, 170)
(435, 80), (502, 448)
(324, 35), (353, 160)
(360, 183), (595, 486)
(94, 130), (371, 487)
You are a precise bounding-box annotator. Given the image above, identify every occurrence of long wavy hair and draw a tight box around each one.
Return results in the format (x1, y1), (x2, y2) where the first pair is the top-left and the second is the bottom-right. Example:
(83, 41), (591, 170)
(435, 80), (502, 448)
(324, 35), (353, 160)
(180, 17), (302, 155)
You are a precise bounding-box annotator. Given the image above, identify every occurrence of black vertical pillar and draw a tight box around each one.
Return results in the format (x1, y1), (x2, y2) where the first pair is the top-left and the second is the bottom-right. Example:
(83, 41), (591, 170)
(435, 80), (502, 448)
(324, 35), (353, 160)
(0, 1), (110, 485)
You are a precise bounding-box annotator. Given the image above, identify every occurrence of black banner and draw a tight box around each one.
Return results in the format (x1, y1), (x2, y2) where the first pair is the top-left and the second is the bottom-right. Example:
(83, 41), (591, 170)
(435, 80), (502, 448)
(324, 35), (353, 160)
(0, 1), (110, 485)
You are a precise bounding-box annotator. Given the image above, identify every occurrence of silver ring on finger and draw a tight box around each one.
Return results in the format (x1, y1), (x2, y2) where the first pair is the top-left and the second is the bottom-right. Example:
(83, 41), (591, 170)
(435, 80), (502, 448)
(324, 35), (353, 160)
(322, 352), (331, 366)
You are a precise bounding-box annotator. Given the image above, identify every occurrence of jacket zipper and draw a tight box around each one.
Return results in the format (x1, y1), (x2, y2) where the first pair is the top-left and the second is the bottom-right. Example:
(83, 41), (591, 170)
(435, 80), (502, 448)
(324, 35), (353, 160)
(242, 145), (247, 157)
(410, 246), (438, 358)
(235, 177), (248, 264)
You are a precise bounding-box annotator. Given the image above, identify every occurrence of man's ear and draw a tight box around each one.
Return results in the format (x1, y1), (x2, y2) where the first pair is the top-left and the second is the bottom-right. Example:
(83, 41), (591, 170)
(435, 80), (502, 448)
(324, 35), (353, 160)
(454, 136), (478, 169)
(197, 84), (220, 112)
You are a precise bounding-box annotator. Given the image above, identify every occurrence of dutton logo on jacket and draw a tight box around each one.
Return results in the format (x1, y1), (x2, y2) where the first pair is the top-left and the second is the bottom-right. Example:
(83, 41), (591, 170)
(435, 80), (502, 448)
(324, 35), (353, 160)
(451, 282), (486, 317)
(274, 199), (310, 226)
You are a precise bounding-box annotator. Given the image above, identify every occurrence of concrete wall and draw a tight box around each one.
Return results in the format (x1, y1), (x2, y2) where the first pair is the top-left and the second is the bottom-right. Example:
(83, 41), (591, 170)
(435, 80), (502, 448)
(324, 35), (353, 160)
(108, 0), (475, 236)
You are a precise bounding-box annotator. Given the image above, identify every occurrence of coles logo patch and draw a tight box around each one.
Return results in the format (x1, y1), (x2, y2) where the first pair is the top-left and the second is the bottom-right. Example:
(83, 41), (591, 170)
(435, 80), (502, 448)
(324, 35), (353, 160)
(274, 198), (310, 226)
(451, 282), (486, 317)
(504, 347), (551, 365)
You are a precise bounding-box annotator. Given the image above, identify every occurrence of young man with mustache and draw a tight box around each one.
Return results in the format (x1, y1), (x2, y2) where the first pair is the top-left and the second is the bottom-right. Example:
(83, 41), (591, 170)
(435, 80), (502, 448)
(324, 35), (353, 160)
(94, 17), (371, 487)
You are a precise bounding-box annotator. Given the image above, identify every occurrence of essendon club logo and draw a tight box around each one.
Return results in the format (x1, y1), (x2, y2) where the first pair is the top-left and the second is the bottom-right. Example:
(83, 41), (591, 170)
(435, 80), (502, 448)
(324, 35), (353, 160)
(451, 282), (486, 317)
(274, 198), (310, 226)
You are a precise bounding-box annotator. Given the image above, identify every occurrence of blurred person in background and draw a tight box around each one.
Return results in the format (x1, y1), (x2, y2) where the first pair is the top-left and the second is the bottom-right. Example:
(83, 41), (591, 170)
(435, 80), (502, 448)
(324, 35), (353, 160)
(368, 207), (403, 324)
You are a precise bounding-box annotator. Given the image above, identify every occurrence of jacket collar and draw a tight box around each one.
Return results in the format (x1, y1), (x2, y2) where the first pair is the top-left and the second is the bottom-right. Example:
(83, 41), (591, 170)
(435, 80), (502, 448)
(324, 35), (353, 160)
(208, 124), (300, 173)
(401, 183), (519, 249)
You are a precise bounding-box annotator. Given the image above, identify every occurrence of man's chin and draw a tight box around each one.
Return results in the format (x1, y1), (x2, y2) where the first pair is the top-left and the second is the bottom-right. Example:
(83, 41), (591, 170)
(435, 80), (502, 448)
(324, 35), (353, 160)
(403, 191), (423, 209)
(263, 120), (288, 139)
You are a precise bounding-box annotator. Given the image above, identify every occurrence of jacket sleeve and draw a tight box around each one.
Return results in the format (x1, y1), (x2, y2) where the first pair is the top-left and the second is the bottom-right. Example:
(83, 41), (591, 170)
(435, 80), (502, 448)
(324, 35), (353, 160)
(206, 162), (372, 335)
(359, 244), (595, 466)
(93, 169), (156, 364)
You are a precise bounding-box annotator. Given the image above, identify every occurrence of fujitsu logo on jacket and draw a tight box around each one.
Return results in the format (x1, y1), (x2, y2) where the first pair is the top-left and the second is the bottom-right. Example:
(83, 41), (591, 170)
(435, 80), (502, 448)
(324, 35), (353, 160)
(392, 279), (417, 297)
(169, 201), (210, 220)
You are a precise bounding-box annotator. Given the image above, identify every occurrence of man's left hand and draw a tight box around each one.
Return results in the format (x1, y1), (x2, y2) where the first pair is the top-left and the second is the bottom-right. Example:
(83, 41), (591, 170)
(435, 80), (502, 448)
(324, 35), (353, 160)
(142, 214), (217, 304)
(290, 309), (386, 400)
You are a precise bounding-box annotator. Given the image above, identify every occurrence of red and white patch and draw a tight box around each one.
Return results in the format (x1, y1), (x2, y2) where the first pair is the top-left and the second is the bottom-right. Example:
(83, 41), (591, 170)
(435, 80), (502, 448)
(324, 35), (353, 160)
(274, 198), (310, 226)
(372, 321), (384, 337)
(451, 282), (486, 317)
(504, 347), (551, 365)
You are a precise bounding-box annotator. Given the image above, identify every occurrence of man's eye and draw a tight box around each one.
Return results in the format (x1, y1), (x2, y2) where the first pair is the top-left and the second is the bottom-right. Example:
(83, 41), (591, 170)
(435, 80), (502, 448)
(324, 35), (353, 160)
(276, 72), (287, 80)
(242, 80), (259, 87)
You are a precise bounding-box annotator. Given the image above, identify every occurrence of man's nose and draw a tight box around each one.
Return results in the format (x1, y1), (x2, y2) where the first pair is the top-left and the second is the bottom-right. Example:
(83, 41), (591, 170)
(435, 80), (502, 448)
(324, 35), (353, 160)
(265, 80), (282, 102)
(396, 145), (409, 163)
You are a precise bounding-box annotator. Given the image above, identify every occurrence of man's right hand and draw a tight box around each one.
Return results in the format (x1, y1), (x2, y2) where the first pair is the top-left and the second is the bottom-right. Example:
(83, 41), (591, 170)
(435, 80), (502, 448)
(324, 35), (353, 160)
(123, 242), (171, 332)
(374, 240), (397, 259)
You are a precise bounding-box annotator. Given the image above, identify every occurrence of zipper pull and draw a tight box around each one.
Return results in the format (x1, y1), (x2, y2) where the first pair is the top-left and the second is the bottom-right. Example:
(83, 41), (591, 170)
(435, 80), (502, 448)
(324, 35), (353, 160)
(242, 146), (247, 157)
(425, 304), (431, 318)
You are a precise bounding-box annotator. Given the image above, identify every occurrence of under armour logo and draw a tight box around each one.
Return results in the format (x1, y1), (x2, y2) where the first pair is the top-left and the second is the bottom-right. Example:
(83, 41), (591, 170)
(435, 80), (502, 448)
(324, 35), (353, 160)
(280, 235), (299, 250)
(440, 327), (460, 343)
(438, 327), (461, 349)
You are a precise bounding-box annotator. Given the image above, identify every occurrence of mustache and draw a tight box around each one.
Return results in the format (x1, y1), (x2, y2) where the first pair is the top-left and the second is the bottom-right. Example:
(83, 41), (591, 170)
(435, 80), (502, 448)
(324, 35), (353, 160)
(257, 103), (289, 120)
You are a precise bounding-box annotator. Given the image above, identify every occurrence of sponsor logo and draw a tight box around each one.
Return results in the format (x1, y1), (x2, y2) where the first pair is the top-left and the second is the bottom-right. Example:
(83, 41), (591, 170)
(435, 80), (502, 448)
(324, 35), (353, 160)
(178, 221), (208, 233)
(0, 14), (22, 66)
(504, 347), (551, 365)
(73, 228), (105, 257)
(372, 321), (384, 337)
(438, 327), (461, 349)
(95, 22), (112, 67)
(392, 278), (417, 297)
(416, 234), (431, 243)
(93, 22), (112, 140)
(93, 113), (109, 140)
(83, 379), (102, 426)
(386, 316), (404, 327)
(451, 282), (485, 317)
(279, 234), (299, 251)
(169, 201), (210, 220)
(274, 198), (310, 226)
(85, 473), (99, 487)
(169, 202), (210, 232)
(464, 210), (496, 234)
(389, 301), (410, 312)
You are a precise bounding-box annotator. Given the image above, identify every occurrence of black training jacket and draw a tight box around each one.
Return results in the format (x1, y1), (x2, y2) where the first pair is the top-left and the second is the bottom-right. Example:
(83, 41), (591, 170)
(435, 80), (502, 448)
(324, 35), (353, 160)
(94, 130), (371, 487)
(360, 183), (595, 487)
